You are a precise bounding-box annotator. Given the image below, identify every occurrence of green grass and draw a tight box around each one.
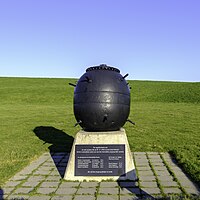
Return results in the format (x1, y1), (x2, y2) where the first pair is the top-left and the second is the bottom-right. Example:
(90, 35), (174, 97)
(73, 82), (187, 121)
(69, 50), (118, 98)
(0, 77), (199, 186)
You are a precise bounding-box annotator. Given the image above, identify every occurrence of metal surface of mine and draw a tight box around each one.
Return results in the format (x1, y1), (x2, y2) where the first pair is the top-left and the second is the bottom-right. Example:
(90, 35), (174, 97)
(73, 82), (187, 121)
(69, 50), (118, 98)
(73, 64), (130, 131)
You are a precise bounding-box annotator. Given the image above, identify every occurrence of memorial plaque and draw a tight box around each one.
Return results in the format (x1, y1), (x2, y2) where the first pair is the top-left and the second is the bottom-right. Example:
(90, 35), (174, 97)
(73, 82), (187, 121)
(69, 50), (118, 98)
(75, 144), (125, 176)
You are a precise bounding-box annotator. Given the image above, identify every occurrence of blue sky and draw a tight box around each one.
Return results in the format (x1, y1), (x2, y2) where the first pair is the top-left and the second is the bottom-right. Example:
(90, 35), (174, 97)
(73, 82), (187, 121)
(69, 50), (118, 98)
(0, 0), (199, 81)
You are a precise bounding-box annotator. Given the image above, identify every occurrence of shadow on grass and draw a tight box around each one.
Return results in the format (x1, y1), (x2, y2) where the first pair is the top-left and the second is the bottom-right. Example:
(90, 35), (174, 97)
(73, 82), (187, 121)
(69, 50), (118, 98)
(33, 126), (74, 178)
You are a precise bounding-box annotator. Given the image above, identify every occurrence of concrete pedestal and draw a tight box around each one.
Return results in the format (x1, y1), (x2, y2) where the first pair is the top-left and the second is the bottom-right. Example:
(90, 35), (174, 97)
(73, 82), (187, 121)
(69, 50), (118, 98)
(64, 128), (137, 181)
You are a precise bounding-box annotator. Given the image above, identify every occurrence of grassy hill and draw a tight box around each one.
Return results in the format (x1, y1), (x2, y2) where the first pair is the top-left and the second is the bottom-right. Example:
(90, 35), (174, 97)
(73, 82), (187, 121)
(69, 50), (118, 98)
(0, 77), (199, 186)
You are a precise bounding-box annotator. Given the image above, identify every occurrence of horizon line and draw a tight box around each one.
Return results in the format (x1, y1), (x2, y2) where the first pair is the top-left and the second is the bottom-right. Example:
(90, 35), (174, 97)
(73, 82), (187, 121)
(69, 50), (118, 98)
(0, 75), (199, 83)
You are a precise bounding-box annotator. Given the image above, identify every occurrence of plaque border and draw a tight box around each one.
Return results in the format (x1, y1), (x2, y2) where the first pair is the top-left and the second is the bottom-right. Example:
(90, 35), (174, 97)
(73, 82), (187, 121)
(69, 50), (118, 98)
(75, 144), (126, 176)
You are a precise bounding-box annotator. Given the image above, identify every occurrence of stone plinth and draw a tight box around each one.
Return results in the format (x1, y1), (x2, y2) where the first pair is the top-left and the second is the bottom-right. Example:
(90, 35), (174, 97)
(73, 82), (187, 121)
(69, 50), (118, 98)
(64, 128), (137, 181)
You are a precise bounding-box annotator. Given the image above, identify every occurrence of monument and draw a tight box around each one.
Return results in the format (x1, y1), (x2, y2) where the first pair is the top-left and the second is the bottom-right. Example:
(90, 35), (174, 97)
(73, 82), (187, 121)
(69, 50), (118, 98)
(64, 64), (137, 181)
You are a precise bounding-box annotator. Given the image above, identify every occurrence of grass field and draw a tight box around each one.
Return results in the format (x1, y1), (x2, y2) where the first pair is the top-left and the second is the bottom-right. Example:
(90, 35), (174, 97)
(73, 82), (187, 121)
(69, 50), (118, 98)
(0, 77), (199, 187)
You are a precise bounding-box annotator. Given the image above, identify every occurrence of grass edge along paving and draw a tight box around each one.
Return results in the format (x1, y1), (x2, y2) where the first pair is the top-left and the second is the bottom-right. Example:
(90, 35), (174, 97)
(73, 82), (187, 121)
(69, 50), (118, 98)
(0, 77), (199, 187)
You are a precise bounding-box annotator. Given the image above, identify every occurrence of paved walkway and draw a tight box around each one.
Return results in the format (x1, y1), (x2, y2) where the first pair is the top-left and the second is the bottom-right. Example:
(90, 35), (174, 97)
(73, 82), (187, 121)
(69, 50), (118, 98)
(1, 152), (199, 200)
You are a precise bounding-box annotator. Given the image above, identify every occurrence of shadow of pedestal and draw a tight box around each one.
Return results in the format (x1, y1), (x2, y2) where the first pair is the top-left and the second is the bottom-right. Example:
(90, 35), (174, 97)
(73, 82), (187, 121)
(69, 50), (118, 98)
(0, 188), (4, 200)
(33, 126), (74, 178)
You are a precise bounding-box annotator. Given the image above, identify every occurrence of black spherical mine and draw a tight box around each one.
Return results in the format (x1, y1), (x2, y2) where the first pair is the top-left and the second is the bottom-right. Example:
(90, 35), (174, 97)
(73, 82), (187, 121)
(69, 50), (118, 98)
(73, 64), (130, 131)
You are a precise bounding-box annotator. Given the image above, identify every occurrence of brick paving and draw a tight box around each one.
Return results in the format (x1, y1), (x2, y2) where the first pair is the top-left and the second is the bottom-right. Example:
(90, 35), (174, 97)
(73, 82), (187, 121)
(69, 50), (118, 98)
(1, 152), (200, 200)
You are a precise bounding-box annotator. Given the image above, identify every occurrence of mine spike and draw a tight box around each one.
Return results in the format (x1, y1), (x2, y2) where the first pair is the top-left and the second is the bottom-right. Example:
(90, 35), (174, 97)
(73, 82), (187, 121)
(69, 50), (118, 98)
(123, 73), (129, 79)
(74, 120), (82, 127)
(103, 114), (108, 122)
(69, 83), (76, 87)
(126, 82), (132, 89)
(86, 76), (92, 83)
(120, 73), (129, 81)
(127, 119), (135, 125)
